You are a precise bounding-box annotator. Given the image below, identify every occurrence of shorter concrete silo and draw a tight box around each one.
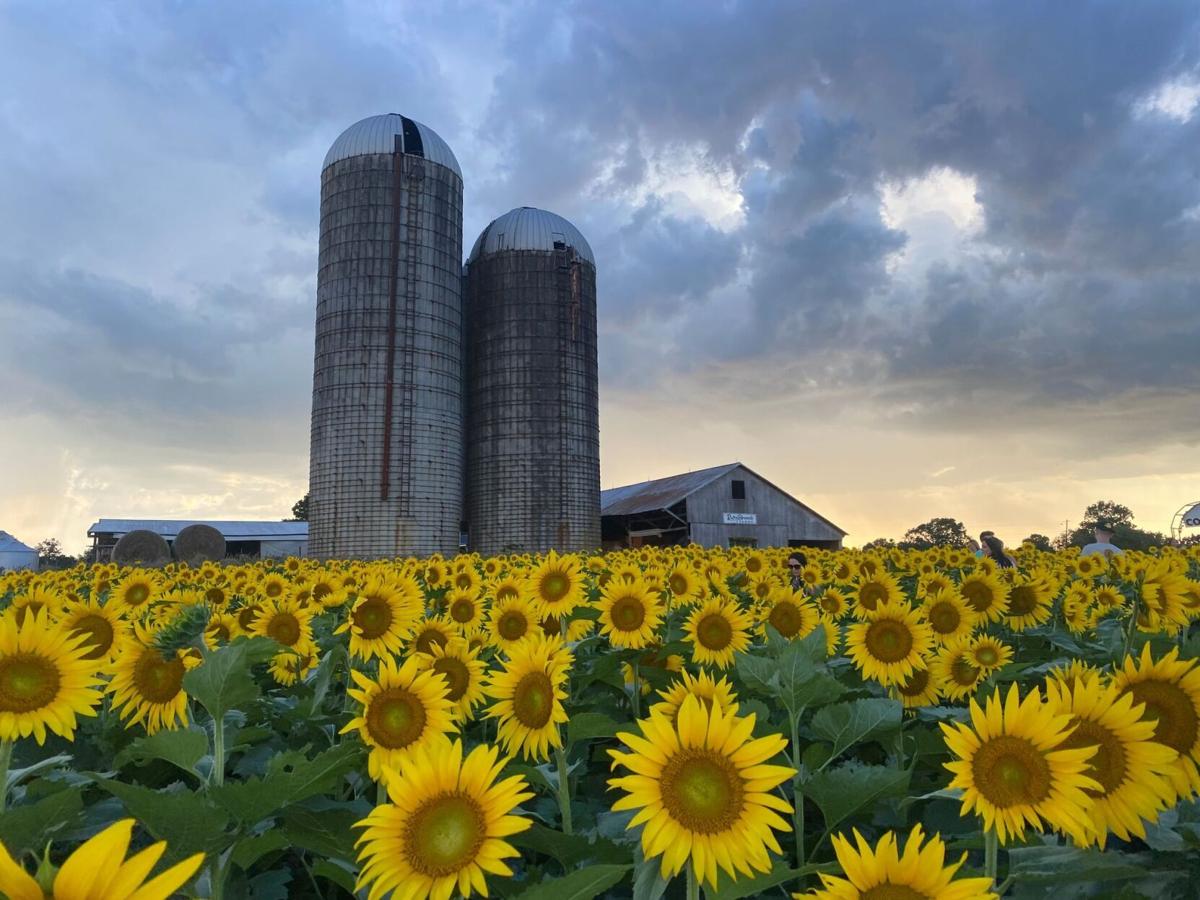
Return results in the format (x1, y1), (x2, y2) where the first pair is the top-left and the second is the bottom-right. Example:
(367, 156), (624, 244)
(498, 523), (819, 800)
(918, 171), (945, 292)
(465, 208), (600, 555)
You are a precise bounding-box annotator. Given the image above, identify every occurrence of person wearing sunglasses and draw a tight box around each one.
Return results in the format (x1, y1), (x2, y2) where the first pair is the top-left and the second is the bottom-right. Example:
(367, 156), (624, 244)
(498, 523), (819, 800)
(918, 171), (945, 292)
(786, 551), (808, 593)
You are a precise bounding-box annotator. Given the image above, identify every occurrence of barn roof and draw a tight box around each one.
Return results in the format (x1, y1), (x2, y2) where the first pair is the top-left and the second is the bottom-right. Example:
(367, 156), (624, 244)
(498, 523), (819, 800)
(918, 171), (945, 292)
(600, 462), (847, 535)
(0, 531), (36, 552)
(88, 519), (308, 540)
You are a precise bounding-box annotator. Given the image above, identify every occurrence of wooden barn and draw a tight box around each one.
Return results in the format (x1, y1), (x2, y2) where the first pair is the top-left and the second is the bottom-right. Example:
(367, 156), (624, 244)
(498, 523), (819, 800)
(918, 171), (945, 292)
(600, 462), (845, 550)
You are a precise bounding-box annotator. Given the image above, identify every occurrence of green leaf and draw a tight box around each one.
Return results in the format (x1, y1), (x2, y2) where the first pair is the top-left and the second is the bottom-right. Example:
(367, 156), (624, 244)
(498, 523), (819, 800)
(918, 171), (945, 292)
(95, 777), (231, 859)
(810, 698), (902, 758)
(631, 849), (670, 900)
(1006, 845), (1153, 884)
(510, 863), (631, 900)
(735, 652), (779, 696)
(211, 742), (363, 825)
(704, 861), (833, 900)
(510, 823), (630, 870)
(0, 788), (83, 856)
(248, 868), (292, 899)
(805, 763), (911, 833)
(231, 830), (291, 870)
(568, 712), (621, 745)
(183, 637), (278, 721)
(5, 753), (73, 792)
(298, 643), (349, 718)
(113, 726), (208, 779)
(311, 860), (357, 894)
(281, 803), (369, 862)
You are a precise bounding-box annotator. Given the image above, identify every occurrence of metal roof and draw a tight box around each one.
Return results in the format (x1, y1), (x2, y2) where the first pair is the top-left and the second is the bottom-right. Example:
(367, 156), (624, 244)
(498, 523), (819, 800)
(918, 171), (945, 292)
(600, 464), (740, 516)
(0, 530), (36, 553)
(88, 519), (309, 540)
(323, 114), (462, 178)
(468, 207), (595, 266)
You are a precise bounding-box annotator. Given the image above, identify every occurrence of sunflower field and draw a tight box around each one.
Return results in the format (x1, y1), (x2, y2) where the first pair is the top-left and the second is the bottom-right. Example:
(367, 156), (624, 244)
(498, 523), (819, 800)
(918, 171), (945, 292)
(2, 543), (1200, 900)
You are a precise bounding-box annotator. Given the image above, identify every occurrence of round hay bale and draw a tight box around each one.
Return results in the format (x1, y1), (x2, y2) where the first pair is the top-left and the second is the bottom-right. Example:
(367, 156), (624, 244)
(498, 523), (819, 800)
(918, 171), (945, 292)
(173, 523), (227, 564)
(111, 529), (171, 566)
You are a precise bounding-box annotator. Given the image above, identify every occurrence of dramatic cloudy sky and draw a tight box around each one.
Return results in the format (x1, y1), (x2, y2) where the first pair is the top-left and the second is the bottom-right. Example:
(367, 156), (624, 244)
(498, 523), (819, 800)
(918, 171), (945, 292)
(3, 1), (1200, 552)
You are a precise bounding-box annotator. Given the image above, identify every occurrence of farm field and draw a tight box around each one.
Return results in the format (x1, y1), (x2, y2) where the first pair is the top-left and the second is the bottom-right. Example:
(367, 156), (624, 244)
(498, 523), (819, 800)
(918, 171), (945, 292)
(1, 544), (1199, 899)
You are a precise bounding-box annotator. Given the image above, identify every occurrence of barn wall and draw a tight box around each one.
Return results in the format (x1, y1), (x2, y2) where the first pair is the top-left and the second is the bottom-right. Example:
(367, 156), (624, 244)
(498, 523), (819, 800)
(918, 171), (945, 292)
(686, 467), (844, 548)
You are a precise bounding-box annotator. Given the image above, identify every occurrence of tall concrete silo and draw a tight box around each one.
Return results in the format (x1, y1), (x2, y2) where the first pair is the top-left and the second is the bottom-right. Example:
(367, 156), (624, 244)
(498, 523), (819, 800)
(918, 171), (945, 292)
(465, 207), (600, 554)
(309, 114), (464, 558)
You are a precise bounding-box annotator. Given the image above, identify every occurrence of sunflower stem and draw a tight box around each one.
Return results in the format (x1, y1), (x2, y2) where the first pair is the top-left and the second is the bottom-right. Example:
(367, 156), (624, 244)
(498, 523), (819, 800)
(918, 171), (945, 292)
(554, 745), (573, 835)
(630, 661), (642, 719)
(1121, 593), (1140, 661)
(789, 712), (805, 870)
(0, 739), (12, 814)
(984, 827), (999, 885)
(686, 863), (700, 900)
(211, 713), (225, 788)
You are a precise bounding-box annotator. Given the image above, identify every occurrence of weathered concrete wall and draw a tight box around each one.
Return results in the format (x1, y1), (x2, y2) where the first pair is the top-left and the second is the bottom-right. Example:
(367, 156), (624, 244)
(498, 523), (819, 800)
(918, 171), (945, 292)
(465, 249), (600, 554)
(309, 151), (464, 558)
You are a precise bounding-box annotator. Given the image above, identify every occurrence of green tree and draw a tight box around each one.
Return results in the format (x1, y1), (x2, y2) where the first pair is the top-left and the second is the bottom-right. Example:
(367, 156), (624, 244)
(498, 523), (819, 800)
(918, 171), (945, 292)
(1067, 501), (1165, 552)
(289, 493), (309, 522)
(35, 538), (74, 569)
(1022, 533), (1053, 552)
(901, 517), (969, 549)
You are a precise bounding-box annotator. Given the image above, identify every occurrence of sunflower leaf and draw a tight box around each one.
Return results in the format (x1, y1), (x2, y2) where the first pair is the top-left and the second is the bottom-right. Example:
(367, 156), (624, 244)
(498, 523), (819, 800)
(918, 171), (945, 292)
(210, 742), (363, 825)
(94, 777), (232, 859)
(703, 860), (835, 900)
(183, 637), (278, 722)
(297, 642), (349, 718)
(509, 863), (632, 900)
(568, 711), (622, 746)
(810, 698), (902, 759)
(631, 845), (670, 900)
(1005, 845), (1155, 884)
(510, 822), (630, 870)
(804, 762), (911, 833)
(0, 786), (83, 856)
(112, 726), (209, 779)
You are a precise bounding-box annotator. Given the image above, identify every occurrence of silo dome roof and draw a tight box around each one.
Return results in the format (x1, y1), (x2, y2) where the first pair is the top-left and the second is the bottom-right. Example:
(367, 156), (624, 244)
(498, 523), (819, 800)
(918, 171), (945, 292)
(323, 114), (462, 178)
(468, 207), (595, 266)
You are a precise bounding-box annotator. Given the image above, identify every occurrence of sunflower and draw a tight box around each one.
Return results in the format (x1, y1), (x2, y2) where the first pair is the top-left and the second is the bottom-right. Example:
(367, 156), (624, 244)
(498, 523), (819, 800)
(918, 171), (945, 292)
(539, 613), (594, 643)
(354, 736), (533, 900)
(652, 669), (740, 723)
(921, 589), (979, 646)
(0, 610), (104, 744)
(941, 683), (1099, 844)
(111, 573), (160, 614)
(623, 647), (685, 696)
(683, 597), (753, 670)
(257, 572), (289, 601)
(484, 634), (572, 761)
(1044, 677), (1179, 848)
(757, 589), (819, 642)
(1092, 584), (1127, 615)
(340, 653), (457, 781)
(1111, 644), (1200, 797)
(201, 580), (231, 608)
(55, 597), (127, 663)
(252, 596), (315, 650)
(894, 667), (942, 710)
(852, 572), (903, 614)
(0, 817), (204, 900)
(204, 611), (241, 650)
(489, 575), (528, 606)
(846, 604), (933, 687)
(957, 571), (1010, 623)
(665, 564), (702, 606)
(967, 636), (1012, 674)
(608, 694), (795, 888)
(108, 639), (193, 735)
(815, 588), (850, 620)
(486, 596), (538, 654)
(798, 824), (997, 900)
(529, 551), (584, 619)
(1003, 575), (1055, 631)
(268, 644), (319, 687)
(336, 576), (424, 661)
(445, 588), (486, 637)
(930, 642), (985, 702)
(1045, 659), (1103, 688)
(417, 637), (487, 722)
(597, 577), (664, 649)
(9, 585), (62, 626)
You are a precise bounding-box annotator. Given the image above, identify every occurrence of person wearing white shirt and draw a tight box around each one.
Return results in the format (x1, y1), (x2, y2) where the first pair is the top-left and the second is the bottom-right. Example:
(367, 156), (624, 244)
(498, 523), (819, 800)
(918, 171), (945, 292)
(1080, 522), (1123, 556)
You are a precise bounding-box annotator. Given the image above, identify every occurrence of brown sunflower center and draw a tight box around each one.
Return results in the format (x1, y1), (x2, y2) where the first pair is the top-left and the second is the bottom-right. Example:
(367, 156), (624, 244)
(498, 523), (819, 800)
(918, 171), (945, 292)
(898, 668), (931, 698)
(1059, 718), (1125, 795)
(497, 610), (528, 641)
(768, 600), (803, 637)
(611, 596), (647, 631)
(1008, 586), (1037, 616)
(860, 886), (930, 900)
(970, 734), (1052, 808)
(210, 623), (231, 643)
(820, 594), (841, 615)
(1125, 679), (1199, 755)
(696, 614), (733, 651)
(70, 614), (115, 660)
(450, 598), (476, 624)
(454, 573), (473, 590)
(513, 672), (554, 728)
(950, 655), (981, 687)
(415, 627), (449, 655)
(433, 657), (470, 702)
(205, 586), (227, 605)
(540, 572), (570, 603)
(669, 574), (690, 596)
(859, 582), (888, 610)
(124, 584), (150, 606)
(974, 645), (1000, 667)
(659, 749), (745, 834)
(133, 651), (186, 705)
(961, 580), (996, 613)
(266, 612), (302, 646)
(865, 619), (914, 663)
(404, 793), (487, 877)
(366, 688), (427, 749)
(928, 601), (961, 634)
(495, 584), (519, 602)
(237, 605), (262, 630)
(264, 581), (284, 598)
(352, 597), (393, 639)
(0, 653), (61, 713)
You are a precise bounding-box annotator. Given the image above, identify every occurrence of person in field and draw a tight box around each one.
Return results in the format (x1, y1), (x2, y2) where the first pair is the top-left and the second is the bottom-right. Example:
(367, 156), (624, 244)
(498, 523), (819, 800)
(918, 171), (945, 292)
(981, 534), (1016, 568)
(1080, 521), (1123, 556)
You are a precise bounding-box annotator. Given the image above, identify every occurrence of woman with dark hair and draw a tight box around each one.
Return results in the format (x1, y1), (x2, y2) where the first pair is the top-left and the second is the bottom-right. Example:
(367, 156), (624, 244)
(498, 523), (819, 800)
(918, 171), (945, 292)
(786, 552), (810, 593)
(981, 534), (1016, 568)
